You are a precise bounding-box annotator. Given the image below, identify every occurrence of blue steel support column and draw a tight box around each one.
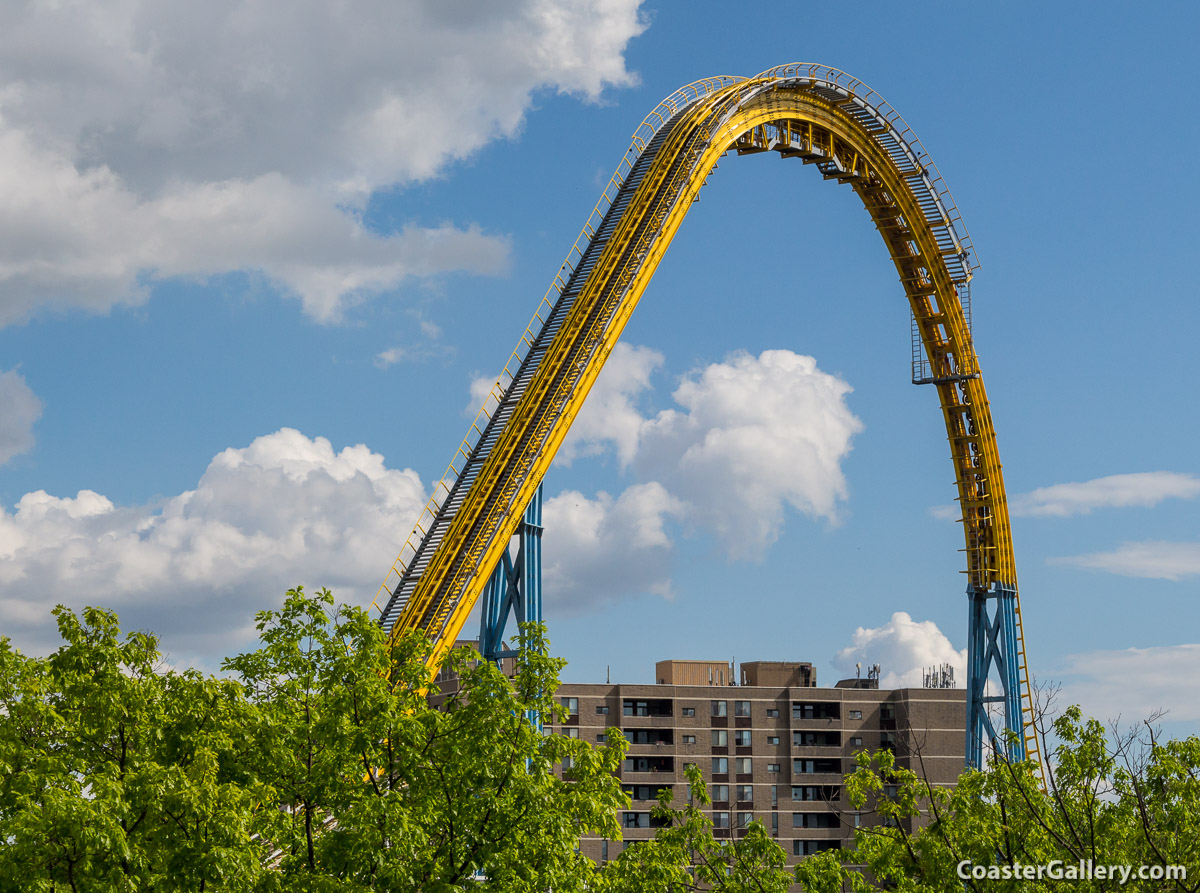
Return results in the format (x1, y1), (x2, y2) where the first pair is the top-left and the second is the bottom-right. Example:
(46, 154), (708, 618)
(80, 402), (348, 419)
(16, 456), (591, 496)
(521, 486), (543, 631)
(478, 484), (544, 664)
(966, 583), (1026, 769)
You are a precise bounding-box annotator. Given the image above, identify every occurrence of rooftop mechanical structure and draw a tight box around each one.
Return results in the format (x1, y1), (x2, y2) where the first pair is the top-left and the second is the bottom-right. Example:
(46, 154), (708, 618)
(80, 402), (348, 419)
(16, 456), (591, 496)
(370, 65), (1040, 777)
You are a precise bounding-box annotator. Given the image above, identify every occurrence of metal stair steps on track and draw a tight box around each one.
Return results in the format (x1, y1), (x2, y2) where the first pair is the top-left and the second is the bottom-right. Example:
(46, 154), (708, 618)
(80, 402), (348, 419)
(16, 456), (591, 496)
(1013, 608), (1042, 764)
(378, 73), (985, 645)
(374, 120), (681, 636)
(373, 72), (986, 648)
(413, 111), (711, 643)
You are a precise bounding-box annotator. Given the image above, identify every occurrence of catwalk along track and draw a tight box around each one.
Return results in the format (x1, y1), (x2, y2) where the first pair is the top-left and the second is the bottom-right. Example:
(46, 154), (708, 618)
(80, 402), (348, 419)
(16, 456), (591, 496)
(371, 64), (1039, 770)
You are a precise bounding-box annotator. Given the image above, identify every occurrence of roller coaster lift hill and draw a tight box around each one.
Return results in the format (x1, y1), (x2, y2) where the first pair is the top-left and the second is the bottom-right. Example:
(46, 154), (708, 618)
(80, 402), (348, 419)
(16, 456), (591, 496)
(369, 65), (1040, 778)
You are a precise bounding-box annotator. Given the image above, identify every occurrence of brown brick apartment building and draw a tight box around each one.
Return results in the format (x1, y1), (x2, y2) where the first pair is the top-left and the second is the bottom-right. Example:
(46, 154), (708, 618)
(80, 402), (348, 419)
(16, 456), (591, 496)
(545, 658), (966, 867)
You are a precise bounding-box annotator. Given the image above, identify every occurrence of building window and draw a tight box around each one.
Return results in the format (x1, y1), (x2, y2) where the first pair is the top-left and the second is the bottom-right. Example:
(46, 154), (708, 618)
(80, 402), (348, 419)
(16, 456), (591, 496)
(602, 839), (609, 861)
(794, 758), (841, 775)
(561, 697), (579, 716)
(850, 736), (863, 747)
(734, 730), (751, 747)
(771, 812), (779, 835)
(766, 708), (779, 718)
(596, 705), (609, 715)
(735, 757), (752, 774)
(766, 735), (780, 745)
(683, 734), (696, 744)
(712, 812), (730, 829)
(793, 812), (838, 829)
(770, 784), (778, 807)
(628, 785), (664, 801)
(711, 700), (727, 718)
(793, 840), (839, 856)
(734, 700), (751, 717)
(622, 812), (650, 829)
(712, 730), (728, 746)
(622, 756), (674, 773)
(791, 785), (841, 802)
(711, 784), (729, 802)
(848, 710), (862, 720)
(736, 785), (753, 802)
(767, 763), (780, 773)
(737, 812), (753, 829)
(712, 757), (728, 774)
(563, 727), (578, 738)
(681, 706), (696, 717)
(596, 733), (606, 742)
(880, 704), (895, 721)
(621, 699), (672, 718)
(793, 702), (840, 720)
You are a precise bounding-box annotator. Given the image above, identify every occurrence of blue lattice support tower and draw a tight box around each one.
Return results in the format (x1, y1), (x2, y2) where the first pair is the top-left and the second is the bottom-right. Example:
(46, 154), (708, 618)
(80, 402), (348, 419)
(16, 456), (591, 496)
(478, 484), (544, 664)
(966, 583), (1025, 769)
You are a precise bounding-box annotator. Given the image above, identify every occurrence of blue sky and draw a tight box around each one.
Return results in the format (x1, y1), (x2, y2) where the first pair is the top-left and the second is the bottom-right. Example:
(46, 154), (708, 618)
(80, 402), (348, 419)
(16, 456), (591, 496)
(1, 0), (1197, 738)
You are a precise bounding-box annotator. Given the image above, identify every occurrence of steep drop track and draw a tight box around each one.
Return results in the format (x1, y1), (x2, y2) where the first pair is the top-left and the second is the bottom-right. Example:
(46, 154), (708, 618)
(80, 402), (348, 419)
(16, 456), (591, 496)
(371, 65), (1038, 767)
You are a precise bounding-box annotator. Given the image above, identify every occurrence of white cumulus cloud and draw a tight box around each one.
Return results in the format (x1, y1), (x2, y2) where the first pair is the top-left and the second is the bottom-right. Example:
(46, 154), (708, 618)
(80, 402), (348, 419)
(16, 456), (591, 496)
(0, 0), (647, 325)
(637, 349), (863, 559)
(1050, 541), (1200, 581)
(0, 428), (427, 661)
(465, 373), (502, 418)
(1058, 644), (1200, 722)
(448, 346), (864, 616)
(558, 342), (663, 469)
(0, 368), (42, 464)
(929, 471), (1200, 522)
(542, 482), (683, 614)
(832, 612), (966, 689)
(1011, 472), (1200, 517)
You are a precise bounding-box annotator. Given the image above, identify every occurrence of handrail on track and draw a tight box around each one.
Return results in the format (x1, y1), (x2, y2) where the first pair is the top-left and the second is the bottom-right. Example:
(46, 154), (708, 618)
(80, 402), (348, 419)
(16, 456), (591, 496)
(373, 65), (983, 626)
(368, 63), (1041, 787)
(758, 63), (979, 276)
(372, 74), (744, 624)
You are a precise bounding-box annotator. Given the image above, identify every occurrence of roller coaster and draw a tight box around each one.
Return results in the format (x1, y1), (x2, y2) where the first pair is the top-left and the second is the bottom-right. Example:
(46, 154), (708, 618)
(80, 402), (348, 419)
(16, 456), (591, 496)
(371, 64), (1039, 774)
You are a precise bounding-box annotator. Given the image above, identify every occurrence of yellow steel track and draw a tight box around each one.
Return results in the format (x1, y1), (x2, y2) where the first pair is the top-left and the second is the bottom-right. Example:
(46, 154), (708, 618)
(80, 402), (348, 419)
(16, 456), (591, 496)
(371, 65), (1039, 768)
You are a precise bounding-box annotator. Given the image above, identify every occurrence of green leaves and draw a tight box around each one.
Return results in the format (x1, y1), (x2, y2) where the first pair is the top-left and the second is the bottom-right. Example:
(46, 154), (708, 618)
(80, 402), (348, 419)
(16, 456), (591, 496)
(0, 606), (263, 892)
(795, 709), (1200, 892)
(7, 591), (1199, 892)
(223, 589), (629, 892)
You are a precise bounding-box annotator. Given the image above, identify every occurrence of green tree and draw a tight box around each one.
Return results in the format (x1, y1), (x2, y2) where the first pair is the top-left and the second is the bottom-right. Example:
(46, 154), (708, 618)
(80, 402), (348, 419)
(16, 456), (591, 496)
(9, 590), (1199, 893)
(0, 607), (263, 892)
(794, 709), (1200, 892)
(223, 586), (629, 892)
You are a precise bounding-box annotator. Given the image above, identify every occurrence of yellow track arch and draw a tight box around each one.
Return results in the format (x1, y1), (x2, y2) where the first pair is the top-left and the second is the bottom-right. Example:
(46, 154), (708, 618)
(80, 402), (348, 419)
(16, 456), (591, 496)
(372, 65), (1038, 767)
